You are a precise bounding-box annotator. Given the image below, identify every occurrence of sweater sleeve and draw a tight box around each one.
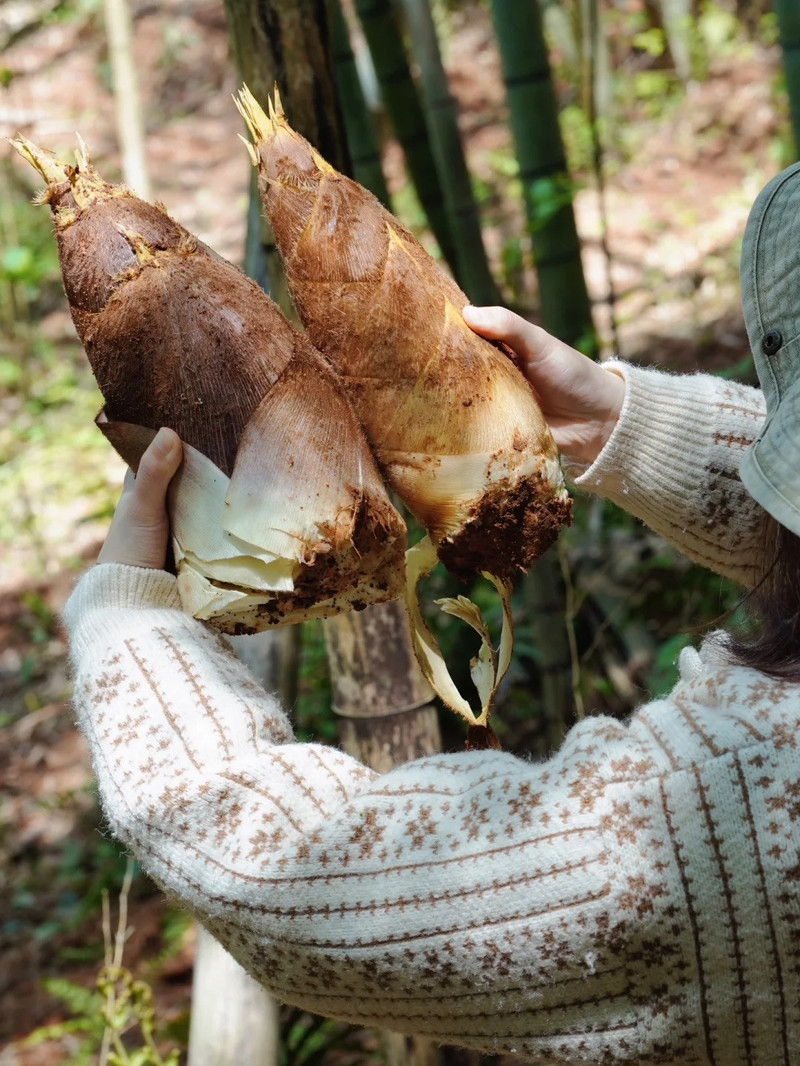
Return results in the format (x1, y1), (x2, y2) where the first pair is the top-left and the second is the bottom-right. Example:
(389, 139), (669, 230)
(64, 564), (800, 1063)
(570, 363), (768, 587)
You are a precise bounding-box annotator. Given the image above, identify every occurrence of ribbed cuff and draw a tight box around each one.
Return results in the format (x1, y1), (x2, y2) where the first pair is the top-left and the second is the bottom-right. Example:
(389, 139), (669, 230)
(572, 362), (727, 512)
(63, 564), (183, 658)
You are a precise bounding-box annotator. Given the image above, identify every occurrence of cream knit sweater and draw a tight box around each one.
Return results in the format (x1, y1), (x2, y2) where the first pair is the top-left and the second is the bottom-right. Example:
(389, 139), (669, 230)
(64, 363), (800, 1065)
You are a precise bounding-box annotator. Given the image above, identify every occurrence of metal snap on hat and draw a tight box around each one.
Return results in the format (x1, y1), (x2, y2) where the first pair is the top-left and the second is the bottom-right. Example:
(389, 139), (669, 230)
(739, 160), (800, 537)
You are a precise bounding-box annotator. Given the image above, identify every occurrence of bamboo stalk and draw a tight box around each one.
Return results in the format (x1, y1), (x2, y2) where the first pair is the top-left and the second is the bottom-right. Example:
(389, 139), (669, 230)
(488, 0), (594, 351)
(224, 0), (350, 172)
(776, 0), (800, 159)
(188, 927), (281, 1066)
(329, 0), (393, 207)
(324, 599), (443, 1065)
(399, 0), (498, 304)
(352, 0), (459, 275)
(657, 0), (693, 83)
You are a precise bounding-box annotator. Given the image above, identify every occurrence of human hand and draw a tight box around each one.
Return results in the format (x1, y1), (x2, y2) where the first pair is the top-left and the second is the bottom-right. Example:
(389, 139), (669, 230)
(462, 306), (625, 466)
(97, 427), (183, 570)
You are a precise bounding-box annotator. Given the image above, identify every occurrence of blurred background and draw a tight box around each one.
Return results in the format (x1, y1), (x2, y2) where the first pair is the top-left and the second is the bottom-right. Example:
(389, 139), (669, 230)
(0, 0), (794, 1062)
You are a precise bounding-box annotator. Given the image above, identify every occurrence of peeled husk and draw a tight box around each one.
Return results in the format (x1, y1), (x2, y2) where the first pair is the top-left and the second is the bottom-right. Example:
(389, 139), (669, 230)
(236, 88), (572, 736)
(11, 135), (406, 632)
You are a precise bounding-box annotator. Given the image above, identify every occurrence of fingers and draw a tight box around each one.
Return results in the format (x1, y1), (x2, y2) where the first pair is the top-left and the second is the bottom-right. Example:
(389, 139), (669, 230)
(132, 427), (183, 522)
(462, 305), (554, 359)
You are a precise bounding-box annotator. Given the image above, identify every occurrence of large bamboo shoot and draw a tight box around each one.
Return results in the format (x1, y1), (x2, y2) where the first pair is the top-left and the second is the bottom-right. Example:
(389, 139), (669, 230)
(11, 136), (406, 632)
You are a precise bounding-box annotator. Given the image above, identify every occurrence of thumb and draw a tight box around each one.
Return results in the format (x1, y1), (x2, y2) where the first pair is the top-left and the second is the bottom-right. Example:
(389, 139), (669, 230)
(130, 427), (183, 524)
(97, 427), (183, 570)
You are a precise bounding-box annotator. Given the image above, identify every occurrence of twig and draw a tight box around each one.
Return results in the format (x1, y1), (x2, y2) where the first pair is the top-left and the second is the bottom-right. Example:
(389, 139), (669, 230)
(558, 540), (585, 720)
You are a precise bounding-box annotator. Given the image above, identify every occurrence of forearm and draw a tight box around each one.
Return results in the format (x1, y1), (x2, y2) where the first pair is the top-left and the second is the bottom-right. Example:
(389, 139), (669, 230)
(569, 363), (768, 586)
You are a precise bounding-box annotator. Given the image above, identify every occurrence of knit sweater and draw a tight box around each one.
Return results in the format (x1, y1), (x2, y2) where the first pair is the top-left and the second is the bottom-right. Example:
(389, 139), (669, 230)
(64, 363), (800, 1065)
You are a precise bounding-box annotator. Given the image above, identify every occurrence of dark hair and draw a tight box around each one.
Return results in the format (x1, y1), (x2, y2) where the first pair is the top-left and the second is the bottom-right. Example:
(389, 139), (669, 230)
(724, 516), (800, 680)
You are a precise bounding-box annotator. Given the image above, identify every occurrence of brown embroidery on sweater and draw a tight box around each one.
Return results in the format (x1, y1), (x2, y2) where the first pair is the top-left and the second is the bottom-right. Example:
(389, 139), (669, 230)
(766, 779), (800, 822)
(220, 770), (304, 833)
(123, 639), (203, 772)
(348, 807), (386, 858)
(711, 431), (756, 449)
(308, 746), (365, 800)
(733, 752), (791, 1066)
(231, 883), (612, 952)
(674, 692), (722, 758)
(694, 764), (753, 1064)
(271, 751), (331, 816)
(637, 713), (681, 772)
(659, 777), (716, 1065)
(601, 799), (652, 846)
(158, 630), (233, 760)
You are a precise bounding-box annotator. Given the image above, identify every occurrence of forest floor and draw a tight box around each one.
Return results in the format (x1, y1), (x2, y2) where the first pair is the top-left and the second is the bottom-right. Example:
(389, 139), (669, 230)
(0, 0), (788, 1062)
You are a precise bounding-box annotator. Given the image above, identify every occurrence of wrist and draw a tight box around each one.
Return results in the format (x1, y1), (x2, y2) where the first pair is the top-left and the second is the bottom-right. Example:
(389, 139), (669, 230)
(591, 366), (626, 460)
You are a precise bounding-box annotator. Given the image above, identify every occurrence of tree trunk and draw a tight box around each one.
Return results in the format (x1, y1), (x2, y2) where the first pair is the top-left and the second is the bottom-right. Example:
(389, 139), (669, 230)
(103, 0), (150, 199)
(224, 0), (349, 173)
(325, 599), (438, 770)
(776, 0), (800, 160)
(325, 599), (447, 1066)
(657, 0), (693, 82)
(188, 926), (281, 1066)
(189, 10), (338, 1062)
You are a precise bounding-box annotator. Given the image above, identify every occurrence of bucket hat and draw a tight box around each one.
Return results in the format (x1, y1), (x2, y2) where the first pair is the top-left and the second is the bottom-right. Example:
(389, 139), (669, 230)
(739, 160), (800, 537)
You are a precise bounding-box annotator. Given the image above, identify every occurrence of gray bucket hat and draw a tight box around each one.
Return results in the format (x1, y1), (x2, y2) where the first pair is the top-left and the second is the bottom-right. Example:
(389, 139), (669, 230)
(739, 160), (800, 537)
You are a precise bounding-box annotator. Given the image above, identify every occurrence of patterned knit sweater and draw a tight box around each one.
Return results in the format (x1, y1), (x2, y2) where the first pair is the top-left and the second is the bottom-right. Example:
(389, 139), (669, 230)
(64, 363), (800, 1065)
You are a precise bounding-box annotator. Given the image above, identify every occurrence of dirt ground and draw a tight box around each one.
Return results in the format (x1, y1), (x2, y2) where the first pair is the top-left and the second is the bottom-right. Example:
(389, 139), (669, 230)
(0, 1), (787, 1061)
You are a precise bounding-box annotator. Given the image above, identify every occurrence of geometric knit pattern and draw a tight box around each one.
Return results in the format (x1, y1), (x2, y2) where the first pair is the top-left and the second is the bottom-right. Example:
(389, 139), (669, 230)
(64, 367), (800, 1064)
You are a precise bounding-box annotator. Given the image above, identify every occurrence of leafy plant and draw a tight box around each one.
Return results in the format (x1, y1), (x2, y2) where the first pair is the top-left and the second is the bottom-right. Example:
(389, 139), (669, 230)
(26, 861), (181, 1066)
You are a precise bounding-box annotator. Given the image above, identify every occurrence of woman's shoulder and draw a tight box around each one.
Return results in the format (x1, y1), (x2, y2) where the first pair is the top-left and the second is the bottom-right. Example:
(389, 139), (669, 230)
(627, 632), (800, 774)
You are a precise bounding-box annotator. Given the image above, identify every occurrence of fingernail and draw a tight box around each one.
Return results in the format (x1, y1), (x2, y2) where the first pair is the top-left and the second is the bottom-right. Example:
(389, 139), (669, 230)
(462, 305), (492, 324)
(153, 426), (178, 457)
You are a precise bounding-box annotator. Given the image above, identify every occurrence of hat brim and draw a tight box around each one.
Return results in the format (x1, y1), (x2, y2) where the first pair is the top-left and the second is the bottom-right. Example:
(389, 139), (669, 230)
(740, 369), (800, 538)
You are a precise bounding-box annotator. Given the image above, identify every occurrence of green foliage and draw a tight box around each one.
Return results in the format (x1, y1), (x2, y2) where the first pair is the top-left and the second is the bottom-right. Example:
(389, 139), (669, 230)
(27, 969), (180, 1066)
(25, 862), (181, 1066)
(526, 173), (580, 231)
(294, 620), (336, 743)
(0, 160), (121, 582)
(280, 1008), (378, 1066)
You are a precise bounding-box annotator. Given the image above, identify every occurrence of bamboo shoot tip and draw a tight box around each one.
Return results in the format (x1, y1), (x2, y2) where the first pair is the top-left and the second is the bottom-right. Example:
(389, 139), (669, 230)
(8, 134), (70, 186)
(74, 132), (92, 171)
(271, 83), (284, 118)
(236, 132), (259, 166)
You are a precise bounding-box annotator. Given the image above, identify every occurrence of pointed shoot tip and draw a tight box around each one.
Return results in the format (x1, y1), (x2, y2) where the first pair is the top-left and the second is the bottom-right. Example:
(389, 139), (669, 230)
(272, 83), (285, 118)
(74, 131), (91, 170)
(8, 134), (71, 186)
(237, 132), (259, 167)
(236, 83), (272, 143)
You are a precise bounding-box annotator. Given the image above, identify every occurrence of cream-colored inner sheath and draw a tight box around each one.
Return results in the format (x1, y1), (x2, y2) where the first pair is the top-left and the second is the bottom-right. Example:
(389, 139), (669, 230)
(405, 535), (514, 726)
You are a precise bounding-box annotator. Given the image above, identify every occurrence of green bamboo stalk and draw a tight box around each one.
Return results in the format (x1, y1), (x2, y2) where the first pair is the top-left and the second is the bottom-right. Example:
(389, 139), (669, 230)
(776, 0), (800, 160)
(399, 0), (498, 303)
(581, 0), (620, 356)
(328, 0), (392, 207)
(353, 0), (459, 275)
(489, 0), (595, 351)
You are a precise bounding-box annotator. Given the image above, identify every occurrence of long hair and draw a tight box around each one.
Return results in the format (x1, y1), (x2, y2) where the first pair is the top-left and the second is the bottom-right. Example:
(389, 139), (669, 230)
(724, 516), (800, 680)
